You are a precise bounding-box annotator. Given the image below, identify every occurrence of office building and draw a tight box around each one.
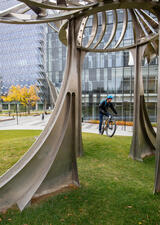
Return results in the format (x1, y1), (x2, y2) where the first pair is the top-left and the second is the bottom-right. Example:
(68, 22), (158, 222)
(46, 10), (158, 122)
(0, 0), (49, 110)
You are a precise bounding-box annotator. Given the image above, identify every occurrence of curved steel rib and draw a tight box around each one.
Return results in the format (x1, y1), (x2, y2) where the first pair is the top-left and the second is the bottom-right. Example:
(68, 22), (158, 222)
(130, 95), (156, 160)
(140, 96), (156, 148)
(0, 91), (76, 211)
(77, 16), (89, 47)
(48, 22), (59, 33)
(85, 14), (98, 48)
(114, 9), (128, 48)
(93, 11), (107, 49)
(0, 10), (81, 24)
(103, 10), (117, 49)
(129, 45), (155, 161)
(46, 78), (58, 106)
(134, 9), (157, 35)
(0, 19), (83, 212)
(139, 9), (158, 31)
(18, 0), (98, 11)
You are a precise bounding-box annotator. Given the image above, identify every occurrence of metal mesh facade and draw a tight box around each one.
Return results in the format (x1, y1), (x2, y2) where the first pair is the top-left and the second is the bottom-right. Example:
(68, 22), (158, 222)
(0, 0), (47, 97)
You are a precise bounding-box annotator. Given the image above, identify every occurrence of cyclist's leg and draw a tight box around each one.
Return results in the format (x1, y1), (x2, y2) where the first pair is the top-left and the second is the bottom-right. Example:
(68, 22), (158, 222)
(104, 112), (112, 120)
(99, 112), (103, 133)
(104, 112), (112, 129)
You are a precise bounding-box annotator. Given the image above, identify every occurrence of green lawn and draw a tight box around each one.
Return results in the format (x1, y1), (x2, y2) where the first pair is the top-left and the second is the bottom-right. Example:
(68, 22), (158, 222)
(0, 131), (160, 225)
(0, 130), (42, 176)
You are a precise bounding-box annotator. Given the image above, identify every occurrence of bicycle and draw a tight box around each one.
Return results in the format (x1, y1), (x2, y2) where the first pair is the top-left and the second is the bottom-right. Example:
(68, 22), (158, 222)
(101, 115), (117, 137)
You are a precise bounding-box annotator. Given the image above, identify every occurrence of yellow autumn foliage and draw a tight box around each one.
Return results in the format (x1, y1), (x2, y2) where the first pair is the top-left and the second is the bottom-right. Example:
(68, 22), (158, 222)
(1, 85), (21, 102)
(20, 85), (40, 107)
(1, 85), (40, 107)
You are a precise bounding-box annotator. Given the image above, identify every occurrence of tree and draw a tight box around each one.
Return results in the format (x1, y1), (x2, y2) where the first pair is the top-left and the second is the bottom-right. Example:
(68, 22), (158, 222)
(1, 85), (22, 124)
(20, 85), (40, 114)
(1, 85), (21, 103)
(1, 85), (40, 114)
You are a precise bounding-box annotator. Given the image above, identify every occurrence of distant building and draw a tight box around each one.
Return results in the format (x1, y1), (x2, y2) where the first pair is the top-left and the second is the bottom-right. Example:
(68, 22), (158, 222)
(0, 3), (158, 120)
(45, 24), (66, 90)
(0, 0), (50, 110)
(46, 10), (158, 122)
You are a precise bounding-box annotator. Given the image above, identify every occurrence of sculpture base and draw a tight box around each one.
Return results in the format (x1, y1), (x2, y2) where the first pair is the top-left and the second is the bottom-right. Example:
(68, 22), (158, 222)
(0, 182), (79, 213)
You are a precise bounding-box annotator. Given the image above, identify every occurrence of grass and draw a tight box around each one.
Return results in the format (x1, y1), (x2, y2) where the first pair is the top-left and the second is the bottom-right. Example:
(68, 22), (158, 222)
(0, 131), (160, 225)
(0, 130), (41, 176)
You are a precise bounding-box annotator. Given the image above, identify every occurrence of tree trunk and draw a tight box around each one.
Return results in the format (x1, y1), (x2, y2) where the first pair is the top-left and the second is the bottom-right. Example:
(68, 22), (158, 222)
(28, 104), (30, 114)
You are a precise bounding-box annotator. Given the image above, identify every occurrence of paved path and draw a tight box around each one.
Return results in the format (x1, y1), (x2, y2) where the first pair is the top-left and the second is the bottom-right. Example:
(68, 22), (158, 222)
(0, 115), (50, 130)
(82, 122), (133, 136)
(0, 115), (133, 136)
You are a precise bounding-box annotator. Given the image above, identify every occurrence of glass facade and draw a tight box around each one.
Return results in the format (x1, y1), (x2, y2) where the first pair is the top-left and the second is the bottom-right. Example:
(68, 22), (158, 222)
(0, 0), (49, 106)
(0, 3), (158, 120)
(82, 55), (158, 122)
(45, 25), (67, 89)
(46, 10), (158, 122)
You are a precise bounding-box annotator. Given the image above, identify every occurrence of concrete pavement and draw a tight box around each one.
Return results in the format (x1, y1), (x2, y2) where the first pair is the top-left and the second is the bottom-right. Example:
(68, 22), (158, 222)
(0, 115), (133, 136)
(82, 122), (133, 136)
(0, 115), (50, 130)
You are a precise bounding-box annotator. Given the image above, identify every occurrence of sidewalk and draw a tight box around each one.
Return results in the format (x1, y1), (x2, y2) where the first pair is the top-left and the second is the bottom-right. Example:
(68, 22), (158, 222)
(0, 115), (50, 130)
(0, 115), (133, 136)
(82, 122), (133, 136)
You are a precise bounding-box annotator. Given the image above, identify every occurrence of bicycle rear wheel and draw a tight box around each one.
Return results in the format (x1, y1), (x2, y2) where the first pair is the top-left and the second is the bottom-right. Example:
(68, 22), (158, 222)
(106, 119), (117, 137)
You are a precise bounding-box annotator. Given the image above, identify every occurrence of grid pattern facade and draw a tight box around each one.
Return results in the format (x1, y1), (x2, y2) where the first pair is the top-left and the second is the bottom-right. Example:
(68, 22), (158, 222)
(46, 10), (158, 122)
(0, 0), (47, 100)
(0, 3), (157, 120)
(46, 25), (66, 89)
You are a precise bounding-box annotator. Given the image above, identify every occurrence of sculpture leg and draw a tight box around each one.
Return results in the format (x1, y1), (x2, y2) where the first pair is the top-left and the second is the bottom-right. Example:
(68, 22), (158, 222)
(66, 19), (86, 157)
(0, 19), (85, 211)
(75, 49), (86, 157)
(154, 24), (160, 193)
(129, 45), (155, 161)
(46, 78), (58, 107)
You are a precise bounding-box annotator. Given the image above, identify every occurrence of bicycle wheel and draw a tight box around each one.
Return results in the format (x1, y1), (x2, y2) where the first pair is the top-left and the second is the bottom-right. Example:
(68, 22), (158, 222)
(101, 124), (105, 135)
(106, 119), (117, 137)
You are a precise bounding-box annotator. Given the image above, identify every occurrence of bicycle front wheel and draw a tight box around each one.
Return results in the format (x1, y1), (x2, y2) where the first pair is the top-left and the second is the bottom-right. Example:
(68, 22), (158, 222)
(106, 120), (117, 137)
(101, 124), (105, 135)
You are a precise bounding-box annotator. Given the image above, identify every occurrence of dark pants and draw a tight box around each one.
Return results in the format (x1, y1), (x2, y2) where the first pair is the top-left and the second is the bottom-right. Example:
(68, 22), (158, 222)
(99, 111), (111, 132)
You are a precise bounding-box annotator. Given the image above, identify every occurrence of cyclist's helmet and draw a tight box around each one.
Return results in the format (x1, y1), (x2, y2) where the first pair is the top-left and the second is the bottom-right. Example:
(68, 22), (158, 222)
(107, 95), (113, 99)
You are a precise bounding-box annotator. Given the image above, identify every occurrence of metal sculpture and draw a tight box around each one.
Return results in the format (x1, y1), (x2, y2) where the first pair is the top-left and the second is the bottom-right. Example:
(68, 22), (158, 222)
(46, 78), (58, 107)
(0, 0), (160, 211)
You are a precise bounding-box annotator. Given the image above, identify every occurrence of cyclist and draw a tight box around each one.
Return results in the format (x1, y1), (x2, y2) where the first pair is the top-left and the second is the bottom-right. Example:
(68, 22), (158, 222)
(99, 95), (117, 134)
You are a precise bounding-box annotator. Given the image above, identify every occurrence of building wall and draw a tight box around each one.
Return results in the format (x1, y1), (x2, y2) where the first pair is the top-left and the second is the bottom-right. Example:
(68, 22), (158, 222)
(46, 25), (66, 89)
(0, 0), (48, 107)
(82, 56), (158, 122)
(1, 3), (157, 119)
(46, 10), (158, 122)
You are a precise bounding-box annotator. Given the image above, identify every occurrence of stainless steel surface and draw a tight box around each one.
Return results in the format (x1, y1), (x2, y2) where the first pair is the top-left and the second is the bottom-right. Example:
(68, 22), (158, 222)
(129, 45), (156, 161)
(92, 11), (107, 49)
(114, 9), (128, 48)
(103, 10), (117, 50)
(154, 23), (160, 193)
(46, 78), (58, 106)
(85, 14), (98, 49)
(0, 19), (83, 211)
